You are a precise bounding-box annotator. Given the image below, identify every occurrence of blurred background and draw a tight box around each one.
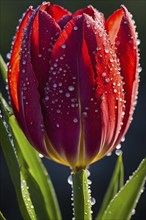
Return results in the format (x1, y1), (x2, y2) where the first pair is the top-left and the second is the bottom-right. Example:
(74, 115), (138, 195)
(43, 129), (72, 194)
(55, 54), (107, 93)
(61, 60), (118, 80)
(0, 0), (146, 219)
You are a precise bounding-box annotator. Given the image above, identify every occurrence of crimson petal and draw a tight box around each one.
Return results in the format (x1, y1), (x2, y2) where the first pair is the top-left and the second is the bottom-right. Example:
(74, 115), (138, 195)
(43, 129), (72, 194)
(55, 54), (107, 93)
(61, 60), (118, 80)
(31, 8), (61, 97)
(9, 7), (49, 156)
(83, 13), (125, 160)
(106, 6), (139, 146)
(46, 4), (72, 23)
(43, 16), (85, 166)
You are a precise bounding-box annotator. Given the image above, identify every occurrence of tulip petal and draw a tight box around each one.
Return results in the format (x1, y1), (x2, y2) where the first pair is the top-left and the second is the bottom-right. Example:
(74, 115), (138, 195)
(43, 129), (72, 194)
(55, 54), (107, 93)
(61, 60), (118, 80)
(46, 4), (72, 23)
(74, 5), (105, 25)
(9, 7), (49, 156)
(83, 14), (125, 160)
(31, 9), (61, 96)
(106, 6), (139, 146)
(8, 7), (33, 112)
(58, 15), (72, 29)
(43, 16), (84, 165)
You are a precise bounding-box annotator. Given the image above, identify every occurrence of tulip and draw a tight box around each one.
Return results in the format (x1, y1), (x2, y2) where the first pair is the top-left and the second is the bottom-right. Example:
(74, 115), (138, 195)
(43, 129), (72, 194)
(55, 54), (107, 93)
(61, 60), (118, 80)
(8, 2), (139, 172)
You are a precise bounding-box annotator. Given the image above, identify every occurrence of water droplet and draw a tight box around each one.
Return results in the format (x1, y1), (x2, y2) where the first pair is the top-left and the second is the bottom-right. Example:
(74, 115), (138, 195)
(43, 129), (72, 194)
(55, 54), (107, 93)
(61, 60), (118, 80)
(102, 72), (106, 77)
(106, 152), (112, 156)
(22, 60), (26, 65)
(57, 109), (61, 114)
(115, 149), (122, 156)
(73, 118), (78, 123)
(138, 66), (142, 73)
(105, 78), (110, 83)
(38, 54), (42, 58)
(137, 39), (141, 45)
(121, 137), (125, 142)
(6, 53), (11, 60)
(68, 86), (75, 92)
(62, 44), (66, 49)
(65, 92), (70, 98)
(105, 49), (109, 54)
(74, 26), (78, 30)
(90, 197), (96, 206)
(86, 169), (90, 177)
(67, 175), (73, 185)
(45, 96), (49, 101)
(82, 112), (88, 118)
(39, 153), (44, 158)
(116, 144), (121, 150)
(132, 209), (136, 215)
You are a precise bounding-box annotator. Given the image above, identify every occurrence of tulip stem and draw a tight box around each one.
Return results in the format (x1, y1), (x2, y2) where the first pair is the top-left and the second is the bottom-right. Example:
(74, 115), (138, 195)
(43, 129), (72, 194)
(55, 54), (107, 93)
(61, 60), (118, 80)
(72, 169), (92, 220)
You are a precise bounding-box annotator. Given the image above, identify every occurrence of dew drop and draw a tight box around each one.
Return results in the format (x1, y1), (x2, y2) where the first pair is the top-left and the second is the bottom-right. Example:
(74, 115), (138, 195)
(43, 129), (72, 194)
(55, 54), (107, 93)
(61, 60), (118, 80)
(65, 92), (70, 98)
(102, 72), (106, 77)
(22, 60), (26, 65)
(39, 153), (44, 158)
(90, 197), (96, 206)
(121, 137), (125, 142)
(132, 209), (136, 215)
(45, 96), (49, 101)
(106, 152), (112, 156)
(68, 86), (75, 92)
(56, 124), (60, 128)
(6, 53), (11, 60)
(138, 66), (142, 73)
(116, 144), (121, 150)
(73, 118), (78, 123)
(74, 26), (78, 30)
(62, 44), (66, 49)
(137, 39), (141, 45)
(105, 49), (109, 54)
(115, 149), (122, 156)
(67, 175), (73, 185)
(86, 169), (90, 177)
(82, 112), (88, 118)
(38, 54), (42, 58)
(105, 78), (110, 83)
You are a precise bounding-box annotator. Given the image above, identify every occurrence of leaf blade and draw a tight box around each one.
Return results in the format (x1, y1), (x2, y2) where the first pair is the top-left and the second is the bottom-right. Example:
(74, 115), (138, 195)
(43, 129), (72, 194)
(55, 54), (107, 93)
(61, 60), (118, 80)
(0, 96), (62, 220)
(96, 154), (124, 220)
(102, 158), (146, 220)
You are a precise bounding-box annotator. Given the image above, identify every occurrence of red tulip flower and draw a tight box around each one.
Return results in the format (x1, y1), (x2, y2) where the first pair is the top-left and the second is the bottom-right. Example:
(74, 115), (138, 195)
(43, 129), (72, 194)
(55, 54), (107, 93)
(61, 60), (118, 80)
(8, 2), (139, 172)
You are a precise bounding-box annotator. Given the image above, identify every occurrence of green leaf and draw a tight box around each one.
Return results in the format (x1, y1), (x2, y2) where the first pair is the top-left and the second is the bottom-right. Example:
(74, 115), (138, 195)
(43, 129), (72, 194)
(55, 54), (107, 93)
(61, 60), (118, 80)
(0, 96), (62, 220)
(0, 212), (6, 220)
(96, 154), (124, 220)
(72, 170), (92, 220)
(101, 158), (146, 220)
(0, 54), (7, 82)
(0, 116), (34, 220)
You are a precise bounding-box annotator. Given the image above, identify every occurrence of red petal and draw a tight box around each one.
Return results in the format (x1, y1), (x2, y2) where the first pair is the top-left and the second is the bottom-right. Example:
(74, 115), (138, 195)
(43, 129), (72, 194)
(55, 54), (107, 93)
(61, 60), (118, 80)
(83, 14), (125, 159)
(9, 7), (49, 156)
(43, 16), (84, 165)
(8, 7), (33, 111)
(58, 15), (72, 29)
(74, 5), (105, 25)
(31, 9), (61, 96)
(106, 6), (139, 146)
(46, 4), (72, 23)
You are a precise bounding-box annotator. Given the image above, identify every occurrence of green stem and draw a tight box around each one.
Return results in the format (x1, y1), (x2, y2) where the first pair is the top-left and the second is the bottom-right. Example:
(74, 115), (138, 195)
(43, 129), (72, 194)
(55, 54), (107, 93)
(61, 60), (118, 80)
(72, 169), (92, 220)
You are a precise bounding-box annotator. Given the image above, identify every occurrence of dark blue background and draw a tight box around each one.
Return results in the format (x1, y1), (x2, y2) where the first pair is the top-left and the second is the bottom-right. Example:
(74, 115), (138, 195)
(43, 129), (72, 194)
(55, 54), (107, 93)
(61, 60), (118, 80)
(0, 0), (146, 219)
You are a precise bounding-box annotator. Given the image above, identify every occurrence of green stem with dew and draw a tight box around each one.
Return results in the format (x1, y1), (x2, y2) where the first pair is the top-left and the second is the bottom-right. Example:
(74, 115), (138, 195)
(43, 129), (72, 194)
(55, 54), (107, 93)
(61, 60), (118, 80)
(72, 169), (92, 220)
